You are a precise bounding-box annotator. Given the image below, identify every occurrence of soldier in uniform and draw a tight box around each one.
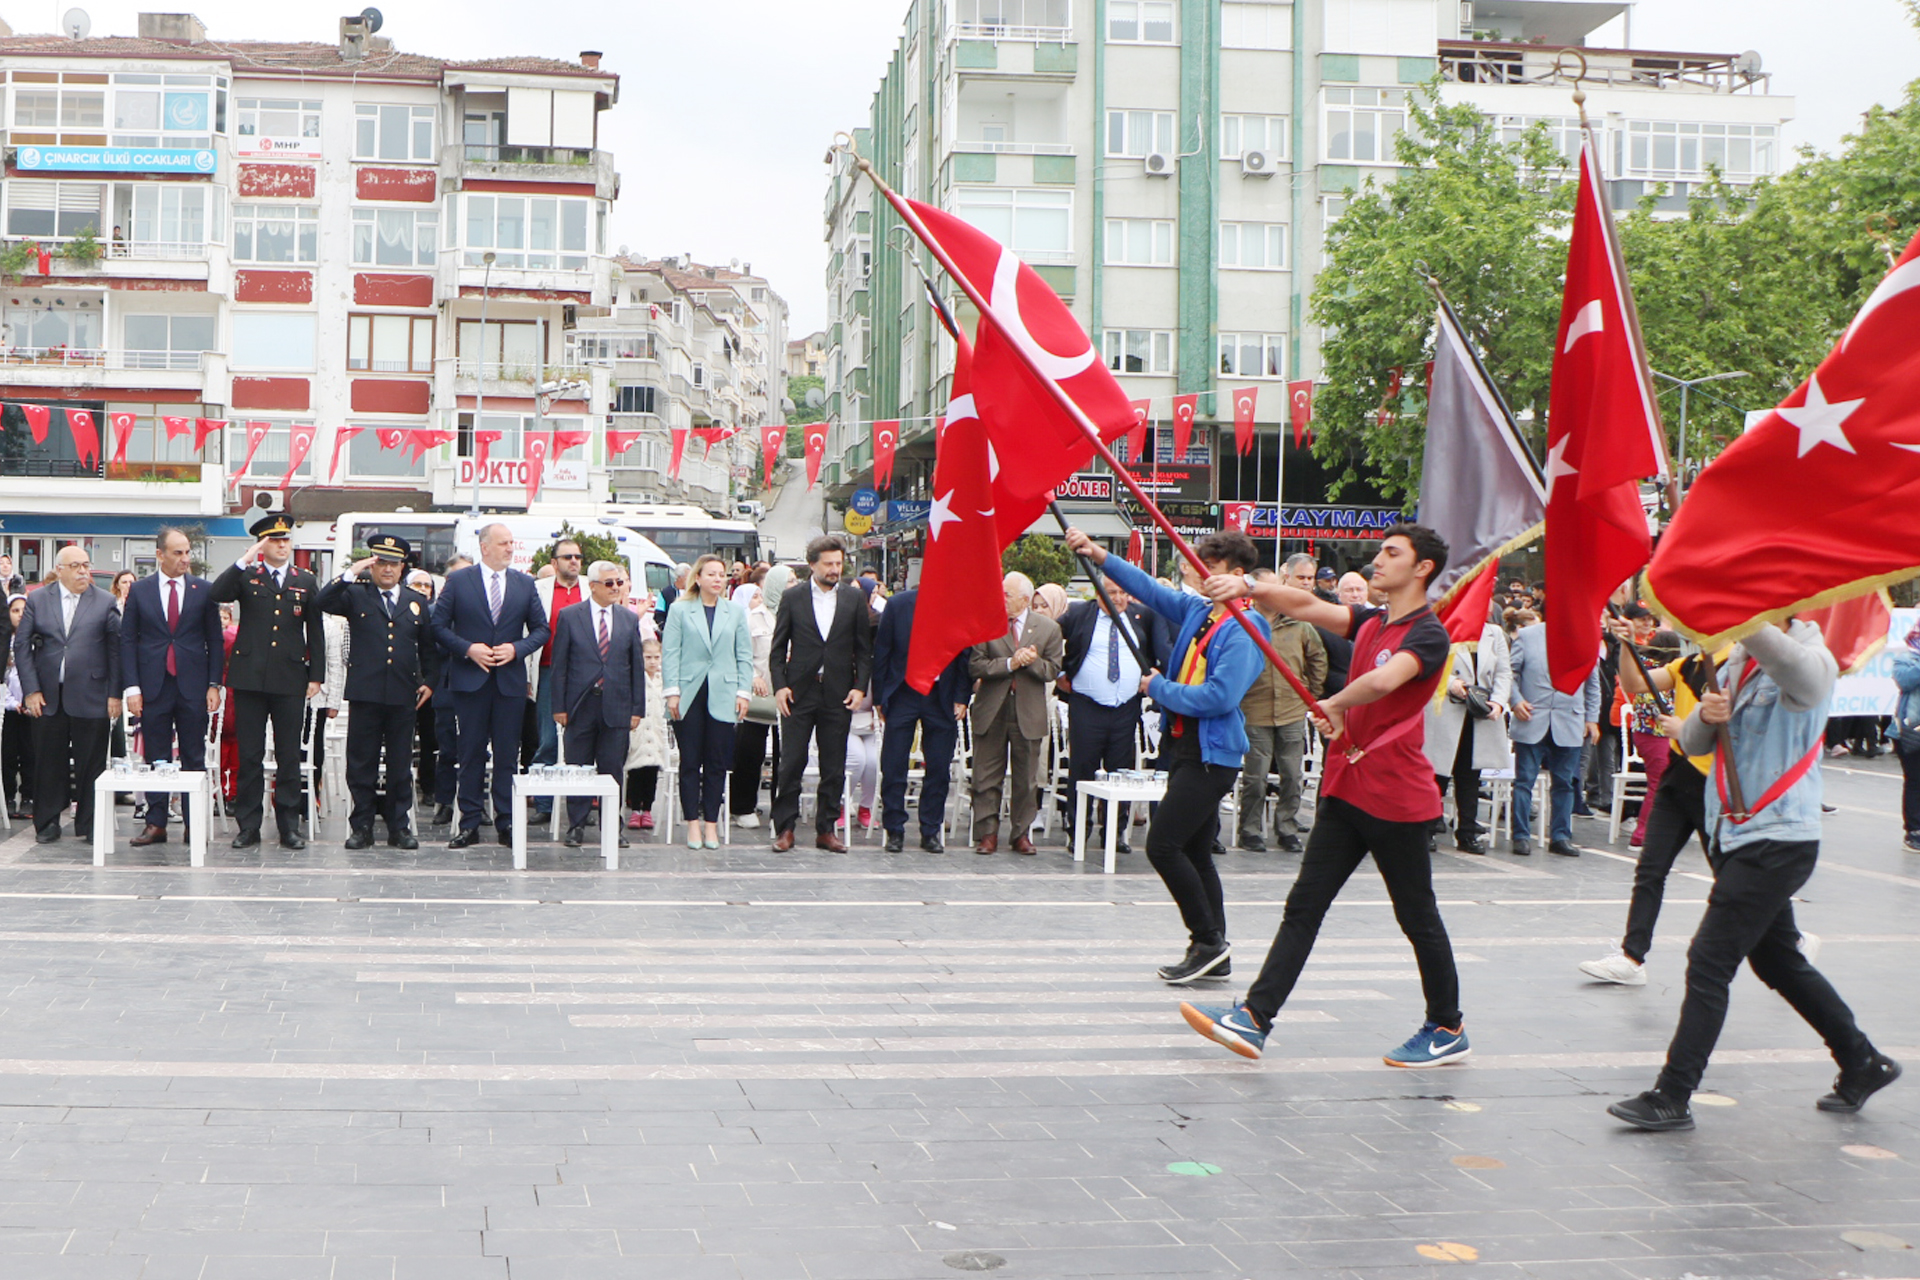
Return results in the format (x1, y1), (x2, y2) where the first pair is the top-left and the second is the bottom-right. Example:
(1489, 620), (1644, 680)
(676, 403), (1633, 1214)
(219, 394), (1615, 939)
(209, 513), (325, 850)
(316, 534), (438, 850)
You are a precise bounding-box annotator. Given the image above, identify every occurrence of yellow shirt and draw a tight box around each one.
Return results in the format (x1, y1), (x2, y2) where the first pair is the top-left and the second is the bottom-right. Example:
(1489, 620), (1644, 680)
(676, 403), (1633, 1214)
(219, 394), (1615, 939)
(1661, 648), (1732, 776)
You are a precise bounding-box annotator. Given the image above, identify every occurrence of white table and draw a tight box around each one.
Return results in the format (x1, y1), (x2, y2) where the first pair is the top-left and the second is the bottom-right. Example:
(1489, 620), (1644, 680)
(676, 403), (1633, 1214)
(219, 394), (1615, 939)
(93, 768), (210, 868)
(511, 773), (621, 870)
(1073, 775), (1166, 874)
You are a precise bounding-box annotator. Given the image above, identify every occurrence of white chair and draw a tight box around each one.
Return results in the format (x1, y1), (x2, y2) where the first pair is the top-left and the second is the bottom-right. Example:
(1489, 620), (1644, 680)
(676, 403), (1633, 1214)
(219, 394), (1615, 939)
(946, 712), (976, 843)
(1038, 693), (1069, 838)
(204, 688), (229, 828)
(321, 708), (350, 819)
(1608, 729), (1649, 844)
(661, 737), (736, 846)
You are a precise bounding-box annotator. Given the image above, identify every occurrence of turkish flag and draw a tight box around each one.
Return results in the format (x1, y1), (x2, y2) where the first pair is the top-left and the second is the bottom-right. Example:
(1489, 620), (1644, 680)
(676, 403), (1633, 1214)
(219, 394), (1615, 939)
(33, 243), (50, 275)
(690, 425), (730, 459)
(905, 341), (1004, 695)
(1172, 394), (1198, 460)
(375, 427), (406, 453)
(1126, 527), (1144, 566)
(668, 426), (689, 478)
(761, 424), (786, 487)
(20, 404), (50, 445)
(328, 426), (365, 480)
(550, 426), (590, 456)
(280, 424), (316, 490)
(1124, 399), (1151, 464)
(1288, 380), (1315, 448)
(401, 428), (454, 462)
(232, 420), (272, 488)
(1230, 386), (1258, 456)
(1543, 133), (1667, 692)
(473, 428), (502, 474)
(163, 415), (191, 442)
(1222, 501), (1254, 534)
(607, 425), (643, 456)
(1649, 225), (1920, 646)
(524, 430), (550, 505)
(1436, 558), (1504, 647)
(872, 419), (899, 489)
(67, 409), (99, 469)
(193, 417), (226, 451)
(1801, 591), (1894, 676)
(803, 422), (828, 489)
(110, 412), (136, 466)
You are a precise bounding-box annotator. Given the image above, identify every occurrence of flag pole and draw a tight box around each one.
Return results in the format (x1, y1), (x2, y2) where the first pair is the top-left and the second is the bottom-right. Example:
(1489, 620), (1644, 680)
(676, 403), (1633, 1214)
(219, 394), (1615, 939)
(1047, 499), (1152, 672)
(843, 142), (1328, 722)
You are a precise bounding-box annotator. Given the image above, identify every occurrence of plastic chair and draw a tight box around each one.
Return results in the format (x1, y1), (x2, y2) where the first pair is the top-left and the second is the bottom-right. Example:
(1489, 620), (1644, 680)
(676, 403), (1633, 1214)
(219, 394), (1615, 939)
(1608, 729), (1649, 844)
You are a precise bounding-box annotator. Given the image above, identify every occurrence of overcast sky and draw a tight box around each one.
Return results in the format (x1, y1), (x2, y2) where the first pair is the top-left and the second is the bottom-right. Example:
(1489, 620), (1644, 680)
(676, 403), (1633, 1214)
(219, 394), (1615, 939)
(63, 1), (1920, 333)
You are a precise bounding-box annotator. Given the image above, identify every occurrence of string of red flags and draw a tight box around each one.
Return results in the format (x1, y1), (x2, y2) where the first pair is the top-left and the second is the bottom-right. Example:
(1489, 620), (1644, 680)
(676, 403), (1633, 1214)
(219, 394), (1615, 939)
(872, 419), (899, 487)
(760, 424), (785, 487)
(110, 411), (136, 466)
(328, 426), (365, 482)
(1231, 385), (1259, 456)
(230, 420), (271, 490)
(281, 424), (317, 491)
(607, 424), (644, 456)
(523, 431), (550, 506)
(803, 422), (828, 489)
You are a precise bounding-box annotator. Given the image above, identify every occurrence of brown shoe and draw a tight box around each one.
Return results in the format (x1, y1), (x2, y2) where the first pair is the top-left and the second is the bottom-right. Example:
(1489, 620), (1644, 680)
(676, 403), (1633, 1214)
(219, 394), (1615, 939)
(1012, 835), (1036, 855)
(815, 831), (849, 853)
(128, 824), (168, 847)
(975, 833), (998, 855)
(772, 829), (795, 852)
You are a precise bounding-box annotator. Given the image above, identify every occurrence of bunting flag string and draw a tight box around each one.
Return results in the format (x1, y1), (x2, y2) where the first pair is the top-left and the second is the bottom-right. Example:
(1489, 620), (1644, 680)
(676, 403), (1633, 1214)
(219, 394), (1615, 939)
(163, 415), (191, 441)
(66, 408), (99, 469)
(281, 424), (316, 491)
(400, 428), (455, 462)
(607, 424), (643, 456)
(523, 430), (550, 506)
(667, 426), (689, 478)
(21, 404), (50, 445)
(550, 426), (591, 456)
(374, 427), (406, 452)
(109, 411), (135, 466)
(328, 426), (366, 481)
(230, 420), (271, 490)
(193, 417), (226, 452)
(761, 424), (786, 487)
(472, 428), (502, 475)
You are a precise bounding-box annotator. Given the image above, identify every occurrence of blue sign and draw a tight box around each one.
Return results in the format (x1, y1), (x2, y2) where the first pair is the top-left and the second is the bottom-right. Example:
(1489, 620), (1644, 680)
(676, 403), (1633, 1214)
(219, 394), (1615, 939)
(850, 488), (880, 516)
(886, 500), (930, 525)
(14, 145), (217, 174)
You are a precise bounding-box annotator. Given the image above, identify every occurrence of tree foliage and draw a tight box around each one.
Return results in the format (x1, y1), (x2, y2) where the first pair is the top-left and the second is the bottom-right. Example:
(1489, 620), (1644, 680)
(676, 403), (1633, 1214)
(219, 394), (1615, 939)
(528, 522), (622, 575)
(787, 375), (825, 424)
(1001, 534), (1075, 588)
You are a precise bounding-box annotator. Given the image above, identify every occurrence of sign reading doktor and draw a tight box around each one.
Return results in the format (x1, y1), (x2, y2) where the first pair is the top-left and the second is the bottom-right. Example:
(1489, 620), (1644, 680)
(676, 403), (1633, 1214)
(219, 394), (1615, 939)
(455, 457), (588, 491)
(15, 145), (217, 174)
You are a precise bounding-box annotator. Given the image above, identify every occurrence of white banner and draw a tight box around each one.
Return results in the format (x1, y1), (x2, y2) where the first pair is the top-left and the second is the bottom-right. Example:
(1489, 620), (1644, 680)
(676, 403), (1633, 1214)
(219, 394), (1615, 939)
(1831, 608), (1918, 718)
(233, 135), (322, 160)
(455, 458), (588, 490)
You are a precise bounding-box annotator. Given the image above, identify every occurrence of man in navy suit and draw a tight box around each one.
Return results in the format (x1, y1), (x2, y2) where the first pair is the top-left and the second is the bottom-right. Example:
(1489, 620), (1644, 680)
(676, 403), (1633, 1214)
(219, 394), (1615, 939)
(1058, 582), (1173, 853)
(431, 522), (549, 847)
(871, 588), (970, 854)
(121, 527), (223, 847)
(548, 560), (647, 848)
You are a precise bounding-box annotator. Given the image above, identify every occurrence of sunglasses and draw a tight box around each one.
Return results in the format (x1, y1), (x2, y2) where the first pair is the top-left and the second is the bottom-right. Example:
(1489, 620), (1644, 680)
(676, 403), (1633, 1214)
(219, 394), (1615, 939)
(556, 553), (582, 560)
(601, 578), (628, 586)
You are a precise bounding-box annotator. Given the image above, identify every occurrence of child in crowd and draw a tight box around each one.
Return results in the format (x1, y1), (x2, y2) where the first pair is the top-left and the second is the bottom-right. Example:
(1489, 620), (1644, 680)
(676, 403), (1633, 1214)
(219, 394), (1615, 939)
(625, 639), (669, 831)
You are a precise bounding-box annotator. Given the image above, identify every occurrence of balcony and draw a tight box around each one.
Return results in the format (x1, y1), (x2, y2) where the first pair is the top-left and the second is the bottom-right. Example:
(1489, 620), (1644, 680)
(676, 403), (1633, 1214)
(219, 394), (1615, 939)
(947, 0), (1072, 43)
(446, 144), (619, 199)
(450, 255), (614, 309)
(1440, 41), (1773, 95)
(0, 346), (221, 393)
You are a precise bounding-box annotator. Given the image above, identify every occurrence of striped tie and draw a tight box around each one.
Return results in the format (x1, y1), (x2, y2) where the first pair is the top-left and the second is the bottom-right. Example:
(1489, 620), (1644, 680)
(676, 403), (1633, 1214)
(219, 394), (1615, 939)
(488, 570), (502, 623)
(597, 608), (610, 659)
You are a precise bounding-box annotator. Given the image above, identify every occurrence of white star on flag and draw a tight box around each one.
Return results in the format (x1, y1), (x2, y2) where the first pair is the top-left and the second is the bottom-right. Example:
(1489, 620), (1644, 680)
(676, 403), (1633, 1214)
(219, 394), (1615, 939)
(1776, 374), (1864, 458)
(927, 489), (960, 539)
(1545, 435), (1578, 500)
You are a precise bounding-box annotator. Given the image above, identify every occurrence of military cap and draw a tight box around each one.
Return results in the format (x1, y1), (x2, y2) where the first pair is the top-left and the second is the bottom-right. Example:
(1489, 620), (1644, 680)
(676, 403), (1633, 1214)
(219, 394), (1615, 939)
(249, 513), (295, 539)
(368, 533), (411, 562)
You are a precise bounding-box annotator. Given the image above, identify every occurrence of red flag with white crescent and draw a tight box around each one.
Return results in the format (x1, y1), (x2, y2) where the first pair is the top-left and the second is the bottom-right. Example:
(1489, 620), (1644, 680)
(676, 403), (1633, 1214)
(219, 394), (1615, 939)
(67, 409), (99, 469)
(524, 430), (550, 506)
(668, 426), (689, 478)
(281, 423), (316, 490)
(1124, 399), (1151, 464)
(232, 420), (271, 489)
(20, 404), (50, 445)
(1172, 394), (1198, 460)
(329, 426), (365, 481)
(761, 424), (786, 487)
(1231, 386), (1258, 456)
(400, 428), (454, 462)
(1222, 501), (1254, 534)
(872, 420), (899, 488)
(194, 417), (226, 452)
(1288, 380), (1315, 448)
(607, 425), (643, 456)
(550, 426), (590, 456)
(375, 427), (406, 452)
(110, 412), (136, 466)
(163, 415), (191, 442)
(473, 428), (502, 475)
(803, 422), (828, 489)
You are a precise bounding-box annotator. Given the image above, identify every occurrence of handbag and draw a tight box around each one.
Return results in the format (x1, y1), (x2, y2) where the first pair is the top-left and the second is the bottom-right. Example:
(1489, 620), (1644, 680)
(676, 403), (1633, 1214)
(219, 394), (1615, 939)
(743, 693), (781, 725)
(1462, 685), (1494, 721)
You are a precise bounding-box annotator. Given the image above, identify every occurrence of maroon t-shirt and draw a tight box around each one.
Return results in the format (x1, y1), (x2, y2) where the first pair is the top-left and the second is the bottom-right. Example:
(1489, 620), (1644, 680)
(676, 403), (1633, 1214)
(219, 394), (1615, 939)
(1319, 603), (1451, 824)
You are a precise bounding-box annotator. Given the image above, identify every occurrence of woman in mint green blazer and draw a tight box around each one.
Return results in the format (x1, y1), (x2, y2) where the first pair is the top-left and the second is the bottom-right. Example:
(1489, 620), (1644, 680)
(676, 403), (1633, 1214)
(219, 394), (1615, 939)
(662, 555), (754, 848)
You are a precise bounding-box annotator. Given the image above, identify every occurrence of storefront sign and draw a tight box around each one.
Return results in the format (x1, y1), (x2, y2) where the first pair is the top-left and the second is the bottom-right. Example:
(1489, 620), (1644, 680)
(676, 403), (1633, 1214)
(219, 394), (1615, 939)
(885, 499), (931, 525)
(844, 510), (874, 535)
(1054, 472), (1113, 501)
(850, 488), (880, 516)
(455, 458), (588, 489)
(1240, 504), (1412, 540)
(232, 135), (322, 160)
(15, 145), (216, 174)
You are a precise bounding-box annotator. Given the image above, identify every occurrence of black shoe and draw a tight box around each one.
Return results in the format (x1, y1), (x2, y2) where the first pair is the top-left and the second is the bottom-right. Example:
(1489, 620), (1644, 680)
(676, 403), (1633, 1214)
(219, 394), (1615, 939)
(496, 827), (513, 846)
(884, 831), (904, 853)
(920, 832), (945, 853)
(34, 825), (59, 845)
(1549, 839), (1581, 857)
(448, 828), (481, 849)
(1608, 1090), (1695, 1132)
(1572, 803), (1596, 818)
(279, 828), (306, 850)
(1818, 1052), (1903, 1113)
(432, 805), (454, 826)
(1274, 833), (1302, 853)
(1456, 834), (1489, 855)
(343, 830), (374, 851)
(1238, 834), (1266, 852)
(1114, 839), (1132, 855)
(388, 831), (419, 851)
(528, 811), (551, 826)
(1210, 840), (1228, 857)
(1906, 833), (1920, 853)
(1158, 942), (1231, 985)
(231, 829), (261, 849)
(563, 825), (585, 848)
(1509, 839), (1532, 856)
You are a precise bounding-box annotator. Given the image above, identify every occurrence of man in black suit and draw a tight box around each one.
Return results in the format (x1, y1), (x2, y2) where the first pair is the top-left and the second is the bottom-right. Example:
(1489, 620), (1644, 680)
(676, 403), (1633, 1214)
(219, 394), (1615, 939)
(13, 544), (120, 843)
(316, 534), (438, 851)
(209, 514), (325, 850)
(121, 526), (223, 847)
(768, 535), (872, 852)
(430, 522), (549, 847)
(871, 588), (970, 854)
(548, 559), (647, 848)
(1059, 580), (1171, 853)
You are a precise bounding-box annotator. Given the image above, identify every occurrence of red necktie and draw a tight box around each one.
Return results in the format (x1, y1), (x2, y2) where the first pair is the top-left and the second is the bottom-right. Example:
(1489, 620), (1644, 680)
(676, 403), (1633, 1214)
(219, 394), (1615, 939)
(597, 608), (610, 659)
(165, 578), (179, 676)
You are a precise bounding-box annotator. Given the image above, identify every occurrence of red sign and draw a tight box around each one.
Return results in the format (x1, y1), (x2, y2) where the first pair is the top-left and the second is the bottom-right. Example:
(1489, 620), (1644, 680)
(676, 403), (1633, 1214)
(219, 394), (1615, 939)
(1053, 472), (1113, 501)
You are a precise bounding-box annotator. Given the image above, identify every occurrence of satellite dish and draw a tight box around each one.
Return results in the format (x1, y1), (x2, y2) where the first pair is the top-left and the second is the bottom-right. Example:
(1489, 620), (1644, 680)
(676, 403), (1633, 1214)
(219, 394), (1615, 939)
(62, 7), (90, 38)
(617, 244), (630, 257)
(1732, 49), (1762, 76)
(360, 6), (384, 32)
(804, 387), (825, 410)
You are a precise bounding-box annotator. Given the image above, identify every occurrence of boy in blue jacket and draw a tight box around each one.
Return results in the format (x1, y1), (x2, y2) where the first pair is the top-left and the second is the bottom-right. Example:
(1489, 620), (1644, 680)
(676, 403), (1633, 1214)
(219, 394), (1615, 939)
(1065, 526), (1269, 984)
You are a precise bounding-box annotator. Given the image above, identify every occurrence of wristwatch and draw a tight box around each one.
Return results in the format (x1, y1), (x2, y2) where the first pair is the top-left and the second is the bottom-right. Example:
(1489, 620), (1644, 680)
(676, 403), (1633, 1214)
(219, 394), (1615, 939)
(1242, 573), (1259, 595)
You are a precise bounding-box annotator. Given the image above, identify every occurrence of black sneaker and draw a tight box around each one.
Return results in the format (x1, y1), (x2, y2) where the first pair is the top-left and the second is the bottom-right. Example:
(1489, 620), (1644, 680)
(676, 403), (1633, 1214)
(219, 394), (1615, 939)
(1456, 834), (1488, 855)
(1905, 833), (1920, 853)
(1607, 1090), (1695, 1131)
(1274, 833), (1302, 852)
(1238, 834), (1266, 852)
(1157, 942), (1231, 985)
(1818, 1052), (1902, 1113)
(884, 830), (904, 853)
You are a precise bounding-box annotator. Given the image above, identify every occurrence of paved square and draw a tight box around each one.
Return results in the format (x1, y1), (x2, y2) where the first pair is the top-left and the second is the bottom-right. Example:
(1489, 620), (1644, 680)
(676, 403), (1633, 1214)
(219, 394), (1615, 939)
(0, 759), (1912, 1278)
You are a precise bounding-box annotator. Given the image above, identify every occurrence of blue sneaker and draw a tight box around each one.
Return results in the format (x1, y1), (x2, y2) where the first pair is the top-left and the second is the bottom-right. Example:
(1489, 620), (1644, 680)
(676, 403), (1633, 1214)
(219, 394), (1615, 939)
(1180, 1001), (1268, 1060)
(1383, 1020), (1471, 1068)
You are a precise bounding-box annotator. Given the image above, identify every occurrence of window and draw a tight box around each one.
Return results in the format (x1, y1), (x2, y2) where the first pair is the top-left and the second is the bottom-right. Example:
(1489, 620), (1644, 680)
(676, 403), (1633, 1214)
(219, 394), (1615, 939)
(348, 315), (435, 373)
(692, 363), (706, 388)
(953, 0), (1071, 33)
(225, 421), (315, 480)
(352, 206), (439, 267)
(1221, 1), (1291, 49)
(1489, 114), (1582, 169)
(1325, 87), (1407, 163)
(1624, 120), (1777, 183)
(614, 385), (658, 414)
(354, 103), (436, 161)
(456, 319), (541, 377)
(4, 181), (104, 237)
(1218, 332), (1286, 379)
(1106, 109), (1175, 157)
(574, 333), (654, 361)
(1221, 113), (1288, 159)
(463, 109), (504, 155)
(231, 313), (317, 371)
(462, 194), (593, 269)
(952, 187), (1073, 256)
(12, 91), (59, 129)
(109, 74), (218, 149)
(236, 98), (320, 138)
(115, 183), (221, 249)
(351, 425), (426, 479)
(1103, 217), (1174, 265)
(1108, 0), (1175, 41)
(233, 204), (318, 263)
(1219, 222), (1288, 270)
(1103, 329), (1174, 375)
(122, 313), (216, 370)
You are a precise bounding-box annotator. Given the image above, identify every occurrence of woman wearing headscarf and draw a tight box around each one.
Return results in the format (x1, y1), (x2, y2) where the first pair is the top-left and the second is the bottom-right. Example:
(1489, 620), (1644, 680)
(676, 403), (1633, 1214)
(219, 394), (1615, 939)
(1033, 582), (1070, 620)
(1895, 615), (1920, 853)
(729, 563), (788, 828)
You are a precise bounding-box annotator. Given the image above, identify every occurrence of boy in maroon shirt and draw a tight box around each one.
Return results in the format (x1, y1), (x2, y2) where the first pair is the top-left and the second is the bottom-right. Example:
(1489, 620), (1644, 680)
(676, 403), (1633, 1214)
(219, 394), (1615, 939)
(1179, 524), (1470, 1067)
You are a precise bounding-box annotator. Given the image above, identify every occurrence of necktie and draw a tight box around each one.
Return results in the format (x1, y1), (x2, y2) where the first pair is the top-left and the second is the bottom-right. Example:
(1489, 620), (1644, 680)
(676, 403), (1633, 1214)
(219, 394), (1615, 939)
(597, 608), (610, 659)
(1107, 615), (1121, 683)
(1009, 615), (1021, 647)
(488, 571), (502, 623)
(165, 579), (179, 677)
(382, 590), (395, 619)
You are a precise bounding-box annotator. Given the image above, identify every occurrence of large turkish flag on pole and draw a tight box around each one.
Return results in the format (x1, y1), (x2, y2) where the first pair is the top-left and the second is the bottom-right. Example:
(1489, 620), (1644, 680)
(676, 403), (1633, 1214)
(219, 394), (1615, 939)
(1543, 130), (1668, 692)
(1647, 226), (1920, 646)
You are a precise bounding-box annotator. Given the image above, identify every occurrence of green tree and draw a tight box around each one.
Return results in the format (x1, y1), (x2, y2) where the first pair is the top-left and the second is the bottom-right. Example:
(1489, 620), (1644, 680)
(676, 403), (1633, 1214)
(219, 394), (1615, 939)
(1001, 534), (1075, 588)
(528, 522), (621, 575)
(788, 375), (825, 424)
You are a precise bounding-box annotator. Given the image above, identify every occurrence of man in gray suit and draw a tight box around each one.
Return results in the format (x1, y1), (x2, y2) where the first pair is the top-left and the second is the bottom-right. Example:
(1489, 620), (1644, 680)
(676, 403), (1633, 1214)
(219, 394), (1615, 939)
(1508, 617), (1600, 856)
(13, 545), (122, 843)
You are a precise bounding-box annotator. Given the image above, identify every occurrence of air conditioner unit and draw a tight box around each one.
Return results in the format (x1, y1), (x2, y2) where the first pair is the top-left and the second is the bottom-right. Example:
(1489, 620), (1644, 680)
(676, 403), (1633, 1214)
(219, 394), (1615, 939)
(1241, 148), (1277, 177)
(250, 490), (286, 514)
(1143, 150), (1174, 177)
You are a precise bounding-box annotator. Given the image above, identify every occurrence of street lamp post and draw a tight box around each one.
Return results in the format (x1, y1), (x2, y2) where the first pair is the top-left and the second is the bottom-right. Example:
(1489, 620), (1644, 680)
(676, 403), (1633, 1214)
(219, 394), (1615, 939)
(1652, 369), (1750, 484)
(469, 251), (497, 516)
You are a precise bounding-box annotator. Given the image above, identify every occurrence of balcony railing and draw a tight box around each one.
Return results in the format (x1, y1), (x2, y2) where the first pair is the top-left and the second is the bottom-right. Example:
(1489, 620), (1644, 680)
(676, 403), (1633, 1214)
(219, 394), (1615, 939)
(949, 22), (1073, 42)
(452, 359), (593, 384)
(104, 240), (213, 261)
(462, 143), (603, 167)
(0, 346), (206, 371)
(1440, 42), (1772, 95)
(951, 140), (1075, 155)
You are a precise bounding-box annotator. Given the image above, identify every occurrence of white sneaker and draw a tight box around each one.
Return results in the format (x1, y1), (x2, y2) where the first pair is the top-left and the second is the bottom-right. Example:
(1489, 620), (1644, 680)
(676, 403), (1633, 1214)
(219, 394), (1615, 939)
(1798, 931), (1821, 964)
(735, 813), (761, 829)
(1578, 950), (1647, 986)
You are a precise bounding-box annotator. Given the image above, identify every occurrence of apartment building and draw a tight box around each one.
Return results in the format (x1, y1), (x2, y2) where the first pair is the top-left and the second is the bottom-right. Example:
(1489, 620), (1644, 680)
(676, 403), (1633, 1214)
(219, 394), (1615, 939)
(0, 10), (618, 575)
(821, 0), (1793, 552)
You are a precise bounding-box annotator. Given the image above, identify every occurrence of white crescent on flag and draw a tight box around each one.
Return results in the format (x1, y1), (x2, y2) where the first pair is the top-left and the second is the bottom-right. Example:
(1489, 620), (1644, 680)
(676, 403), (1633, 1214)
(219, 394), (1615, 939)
(1842, 258), (1920, 350)
(1562, 299), (1605, 352)
(988, 249), (1096, 382)
(1176, 404), (1194, 422)
(1237, 395), (1254, 414)
(879, 428), (896, 447)
(807, 429), (825, 450)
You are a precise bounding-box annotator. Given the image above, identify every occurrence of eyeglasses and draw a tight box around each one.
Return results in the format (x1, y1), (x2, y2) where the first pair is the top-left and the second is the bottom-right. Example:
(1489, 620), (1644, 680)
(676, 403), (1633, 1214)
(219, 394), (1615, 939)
(601, 578), (628, 586)
(556, 553), (582, 560)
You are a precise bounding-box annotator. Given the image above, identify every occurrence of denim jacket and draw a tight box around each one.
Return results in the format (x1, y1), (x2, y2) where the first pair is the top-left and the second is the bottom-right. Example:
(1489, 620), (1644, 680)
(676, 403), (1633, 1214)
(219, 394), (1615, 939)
(1677, 620), (1835, 851)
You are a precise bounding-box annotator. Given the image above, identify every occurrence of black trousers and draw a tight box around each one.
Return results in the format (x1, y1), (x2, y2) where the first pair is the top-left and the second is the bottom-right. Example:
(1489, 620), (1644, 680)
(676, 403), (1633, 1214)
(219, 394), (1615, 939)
(2, 710), (33, 813)
(1145, 749), (1238, 951)
(627, 765), (660, 812)
(30, 706), (107, 837)
(1899, 739), (1920, 836)
(563, 688), (633, 828)
(673, 686), (735, 823)
(1655, 837), (1873, 1100)
(772, 688), (850, 836)
(1433, 716), (1482, 842)
(878, 691), (959, 838)
(139, 679), (208, 831)
(1621, 761), (1711, 963)
(1067, 693), (1142, 836)
(232, 688), (305, 835)
(432, 700), (459, 808)
(346, 699), (416, 836)
(730, 718), (772, 817)
(1247, 795), (1462, 1028)
(453, 685), (523, 835)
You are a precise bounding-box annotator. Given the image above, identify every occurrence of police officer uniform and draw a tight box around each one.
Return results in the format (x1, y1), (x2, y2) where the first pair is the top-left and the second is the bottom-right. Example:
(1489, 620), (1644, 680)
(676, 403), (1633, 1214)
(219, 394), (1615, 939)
(209, 513), (326, 849)
(315, 534), (439, 850)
